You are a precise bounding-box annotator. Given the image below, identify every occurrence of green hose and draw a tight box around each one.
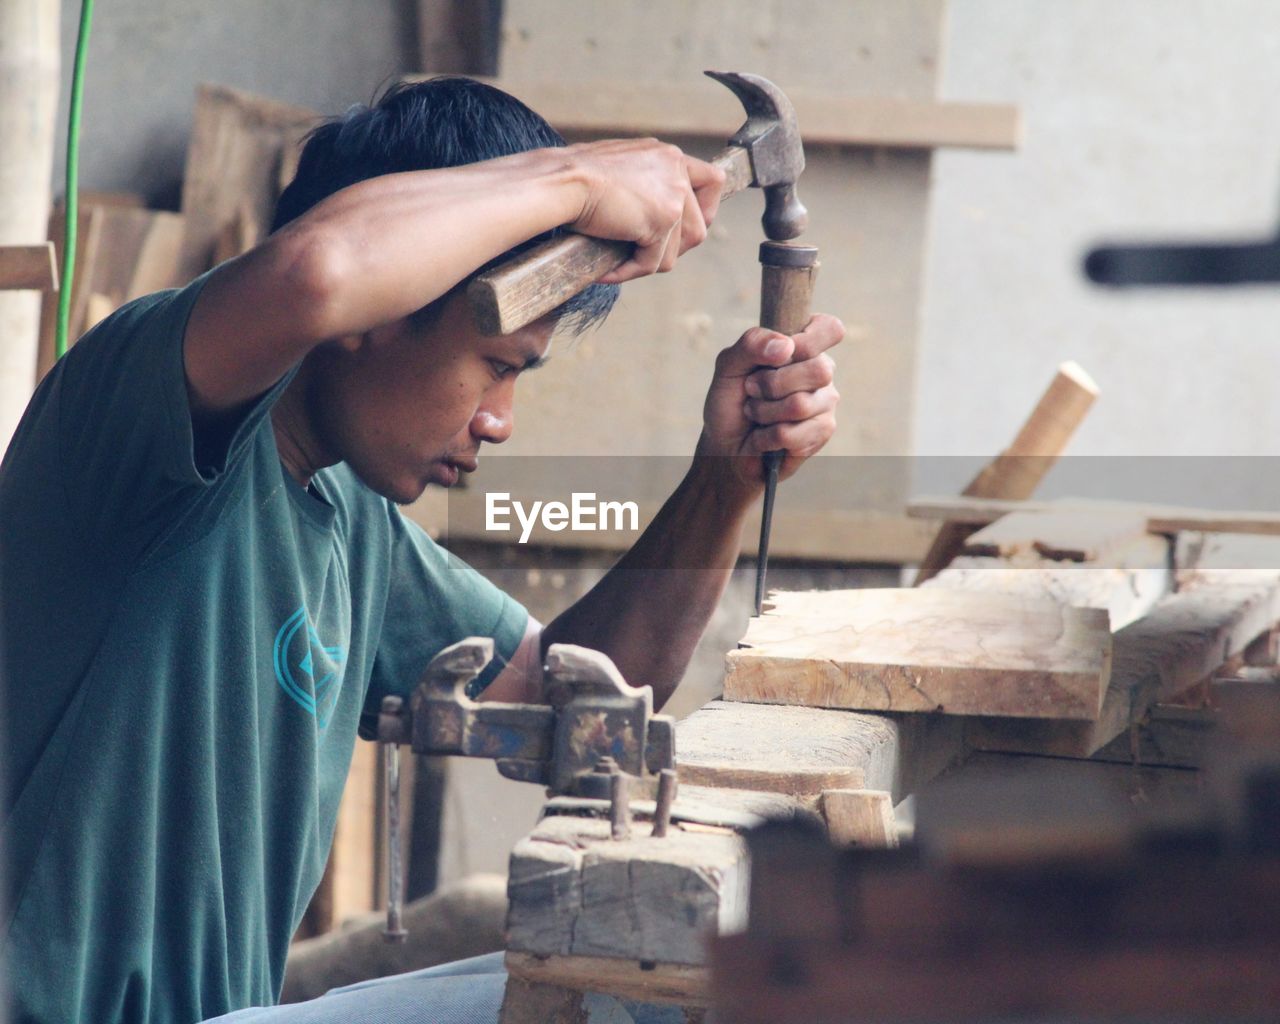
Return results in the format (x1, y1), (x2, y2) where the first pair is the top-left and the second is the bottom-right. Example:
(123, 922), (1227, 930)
(56, 0), (96, 360)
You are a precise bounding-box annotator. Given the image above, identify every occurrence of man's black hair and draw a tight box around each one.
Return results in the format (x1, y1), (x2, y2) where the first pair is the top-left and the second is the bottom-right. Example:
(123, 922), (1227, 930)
(272, 76), (618, 333)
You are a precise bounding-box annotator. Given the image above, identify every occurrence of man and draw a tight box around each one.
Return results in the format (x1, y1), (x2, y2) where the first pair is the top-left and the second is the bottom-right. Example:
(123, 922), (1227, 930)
(1, 77), (842, 1023)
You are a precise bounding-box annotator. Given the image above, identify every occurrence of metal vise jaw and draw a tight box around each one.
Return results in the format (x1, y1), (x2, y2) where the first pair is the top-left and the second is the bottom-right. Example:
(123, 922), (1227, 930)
(376, 636), (675, 799)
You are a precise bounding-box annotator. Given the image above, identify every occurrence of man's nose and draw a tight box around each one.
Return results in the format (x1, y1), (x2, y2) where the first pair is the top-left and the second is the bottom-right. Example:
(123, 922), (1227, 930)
(471, 387), (514, 445)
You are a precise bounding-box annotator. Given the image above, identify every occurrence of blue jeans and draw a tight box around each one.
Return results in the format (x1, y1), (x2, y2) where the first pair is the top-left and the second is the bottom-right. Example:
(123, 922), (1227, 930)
(203, 952), (688, 1024)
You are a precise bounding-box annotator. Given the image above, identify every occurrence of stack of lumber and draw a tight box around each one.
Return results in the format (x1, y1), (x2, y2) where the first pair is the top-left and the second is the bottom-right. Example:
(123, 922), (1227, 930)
(37, 85), (316, 377)
(727, 503), (1280, 768)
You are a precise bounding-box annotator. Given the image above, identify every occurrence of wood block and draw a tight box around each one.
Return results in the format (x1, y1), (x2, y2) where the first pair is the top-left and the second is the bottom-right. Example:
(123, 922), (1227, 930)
(962, 509), (1148, 562)
(506, 815), (748, 966)
(178, 84), (316, 282)
(820, 789), (898, 849)
(0, 243), (57, 291)
(725, 589), (1112, 720)
(498, 974), (587, 1024)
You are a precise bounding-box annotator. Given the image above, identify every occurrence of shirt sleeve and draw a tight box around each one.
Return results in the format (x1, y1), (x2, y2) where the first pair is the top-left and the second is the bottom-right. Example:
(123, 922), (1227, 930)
(46, 274), (295, 556)
(365, 508), (530, 726)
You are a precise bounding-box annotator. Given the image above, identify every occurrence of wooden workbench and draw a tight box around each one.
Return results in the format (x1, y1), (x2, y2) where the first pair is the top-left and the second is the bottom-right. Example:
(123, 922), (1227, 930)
(496, 525), (1280, 1022)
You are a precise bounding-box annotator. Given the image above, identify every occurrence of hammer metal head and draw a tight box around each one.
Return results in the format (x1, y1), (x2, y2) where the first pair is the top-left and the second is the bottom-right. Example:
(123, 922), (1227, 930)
(705, 70), (808, 241)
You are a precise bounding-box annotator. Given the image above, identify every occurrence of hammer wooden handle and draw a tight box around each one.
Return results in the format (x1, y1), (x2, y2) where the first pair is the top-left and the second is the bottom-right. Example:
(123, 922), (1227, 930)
(467, 146), (753, 335)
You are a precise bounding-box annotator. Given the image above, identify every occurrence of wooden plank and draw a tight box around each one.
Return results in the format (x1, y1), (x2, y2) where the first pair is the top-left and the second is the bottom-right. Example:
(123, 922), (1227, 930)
(403, 75), (1021, 151)
(914, 361), (1098, 584)
(968, 568), (1280, 757)
(676, 701), (963, 807)
(725, 589), (1112, 720)
(912, 495), (1280, 539)
(962, 508), (1148, 562)
(505, 814), (748, 965)
(927, 534), (1173, 632)
(178, 84), (317, 282)
(505, 951), (709, 1007)
(0, 243), (56, 291)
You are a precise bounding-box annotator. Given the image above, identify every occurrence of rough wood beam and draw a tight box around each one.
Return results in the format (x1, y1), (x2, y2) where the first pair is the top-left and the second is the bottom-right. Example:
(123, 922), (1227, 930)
(677, 701), (962, 811)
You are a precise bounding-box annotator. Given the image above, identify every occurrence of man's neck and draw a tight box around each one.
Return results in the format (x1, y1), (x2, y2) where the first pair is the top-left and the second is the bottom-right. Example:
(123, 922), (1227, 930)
(271, 377), (334, 489)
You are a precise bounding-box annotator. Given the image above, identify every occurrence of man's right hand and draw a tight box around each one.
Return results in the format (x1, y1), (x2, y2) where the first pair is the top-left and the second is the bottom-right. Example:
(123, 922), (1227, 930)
(565, 139), (724, 282)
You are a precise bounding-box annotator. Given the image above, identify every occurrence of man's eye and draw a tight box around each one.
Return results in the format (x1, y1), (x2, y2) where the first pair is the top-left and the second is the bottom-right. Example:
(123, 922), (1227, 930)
(489, 360), (517, 379)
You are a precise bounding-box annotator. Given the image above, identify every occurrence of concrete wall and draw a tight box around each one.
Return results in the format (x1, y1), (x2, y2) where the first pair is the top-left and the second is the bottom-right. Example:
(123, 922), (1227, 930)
(53, 0), (418, 205)
(921, 0), (1280, 469)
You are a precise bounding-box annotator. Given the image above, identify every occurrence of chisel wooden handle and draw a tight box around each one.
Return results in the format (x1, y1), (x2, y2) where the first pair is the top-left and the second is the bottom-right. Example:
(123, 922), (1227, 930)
(467, 146), (754, 336)
(754, 240), (820, 616)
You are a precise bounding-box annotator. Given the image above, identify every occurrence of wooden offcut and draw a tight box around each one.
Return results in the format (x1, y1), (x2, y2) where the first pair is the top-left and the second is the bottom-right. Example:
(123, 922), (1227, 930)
(725, 588), (1111, 720)
(178, 84), (316, 282)
(0, 243), (56, 292)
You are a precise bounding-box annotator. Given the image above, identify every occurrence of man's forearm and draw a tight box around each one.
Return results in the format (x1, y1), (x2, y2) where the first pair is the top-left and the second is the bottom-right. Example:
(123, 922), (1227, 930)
(540, 458), (758, 709)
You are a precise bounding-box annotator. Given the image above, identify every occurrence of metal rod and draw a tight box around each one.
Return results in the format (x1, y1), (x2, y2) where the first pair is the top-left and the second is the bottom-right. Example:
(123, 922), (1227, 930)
(382, 725), (408, 943)
(610, 771), (632, 841)
(754, 450), (783, 616)
(652, 769), (678, 838)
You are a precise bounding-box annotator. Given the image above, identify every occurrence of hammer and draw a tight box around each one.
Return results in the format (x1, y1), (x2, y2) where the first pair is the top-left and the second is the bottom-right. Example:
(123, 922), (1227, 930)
(466, 70), (809, 336)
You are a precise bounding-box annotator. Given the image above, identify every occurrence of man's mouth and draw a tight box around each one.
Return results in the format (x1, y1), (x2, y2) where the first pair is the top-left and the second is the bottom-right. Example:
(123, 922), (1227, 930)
(430, 455), (477, 488)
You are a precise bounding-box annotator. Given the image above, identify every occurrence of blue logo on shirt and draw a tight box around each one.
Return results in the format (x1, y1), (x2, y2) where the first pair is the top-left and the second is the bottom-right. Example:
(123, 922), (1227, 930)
(273, 606), (347, 728)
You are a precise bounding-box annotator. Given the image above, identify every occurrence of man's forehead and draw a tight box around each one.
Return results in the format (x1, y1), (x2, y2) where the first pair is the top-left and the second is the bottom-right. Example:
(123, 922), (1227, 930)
(507, 317), (556, 365)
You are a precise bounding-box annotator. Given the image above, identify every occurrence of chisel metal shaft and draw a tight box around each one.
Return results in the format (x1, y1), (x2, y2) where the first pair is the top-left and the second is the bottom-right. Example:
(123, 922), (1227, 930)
(754, 241), (820, 617)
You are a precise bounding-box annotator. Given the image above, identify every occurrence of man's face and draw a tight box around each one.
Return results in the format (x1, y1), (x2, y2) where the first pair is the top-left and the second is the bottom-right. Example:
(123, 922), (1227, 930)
(306, 290), (554, 504)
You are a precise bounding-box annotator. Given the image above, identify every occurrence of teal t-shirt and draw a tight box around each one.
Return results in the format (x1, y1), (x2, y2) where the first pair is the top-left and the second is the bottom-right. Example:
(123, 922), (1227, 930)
(0, 278), (528, 1024)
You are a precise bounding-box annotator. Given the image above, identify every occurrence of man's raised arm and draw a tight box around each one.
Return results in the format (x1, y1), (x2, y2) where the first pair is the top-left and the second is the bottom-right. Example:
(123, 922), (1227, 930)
(183, 140), (724, 417)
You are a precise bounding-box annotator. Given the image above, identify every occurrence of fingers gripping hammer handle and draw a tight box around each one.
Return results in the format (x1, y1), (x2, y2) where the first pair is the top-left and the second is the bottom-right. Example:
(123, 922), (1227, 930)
(467, 147), (754, 336)
(754, 240), (819, 617)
